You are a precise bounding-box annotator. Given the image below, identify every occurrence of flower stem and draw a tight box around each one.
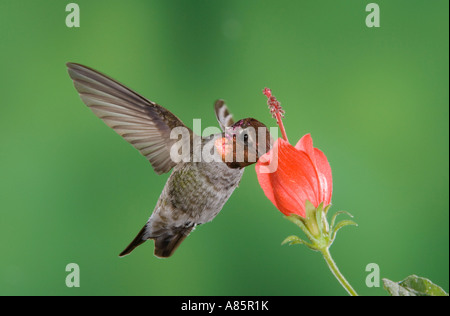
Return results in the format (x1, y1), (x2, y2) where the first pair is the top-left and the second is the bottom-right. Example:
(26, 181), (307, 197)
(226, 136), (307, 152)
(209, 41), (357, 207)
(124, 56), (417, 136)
(320, 248), (358, 296)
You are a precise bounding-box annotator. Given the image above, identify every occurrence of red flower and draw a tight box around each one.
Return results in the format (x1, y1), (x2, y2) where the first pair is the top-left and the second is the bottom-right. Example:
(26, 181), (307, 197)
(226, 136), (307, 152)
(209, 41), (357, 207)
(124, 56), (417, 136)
(255, 89), (332, 218)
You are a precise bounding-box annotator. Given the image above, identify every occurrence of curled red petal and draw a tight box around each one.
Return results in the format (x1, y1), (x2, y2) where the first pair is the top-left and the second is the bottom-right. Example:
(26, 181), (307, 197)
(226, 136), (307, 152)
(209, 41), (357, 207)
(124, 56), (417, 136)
(313, 148), (333, 206)
(295, 133), (314, 159)
(294, 133), (332, 205)
(256, 139), (322, 217)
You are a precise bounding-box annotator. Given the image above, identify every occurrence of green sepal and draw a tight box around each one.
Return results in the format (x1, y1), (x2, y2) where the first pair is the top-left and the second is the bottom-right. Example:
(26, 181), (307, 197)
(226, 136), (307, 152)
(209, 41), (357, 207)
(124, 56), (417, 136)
(330, 210), (354, 231)
(285, 214), (317, 243)
(330, 220), (358, 243)
(322, 204), (332, 232)
(284, 201), (357, 251)
(281, 235), (314, 250)
(383, 275), (449, 296)
(323, 204), (332, 217)
(314, 202), (325, 236)
(304, 200), (321, 237)
(285, 213), (305, 228)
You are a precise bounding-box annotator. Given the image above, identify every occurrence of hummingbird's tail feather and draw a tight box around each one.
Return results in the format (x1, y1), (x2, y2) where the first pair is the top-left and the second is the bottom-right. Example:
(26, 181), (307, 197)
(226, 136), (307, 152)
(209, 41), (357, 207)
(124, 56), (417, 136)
(153, 224), (195, 258)
(119, 224), (148, 257)
(119, 222), (195, 258)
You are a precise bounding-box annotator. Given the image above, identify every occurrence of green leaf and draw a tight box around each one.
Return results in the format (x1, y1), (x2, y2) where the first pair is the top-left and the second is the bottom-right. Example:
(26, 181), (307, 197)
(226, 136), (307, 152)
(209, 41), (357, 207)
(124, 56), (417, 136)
(383, 275), (449, 296)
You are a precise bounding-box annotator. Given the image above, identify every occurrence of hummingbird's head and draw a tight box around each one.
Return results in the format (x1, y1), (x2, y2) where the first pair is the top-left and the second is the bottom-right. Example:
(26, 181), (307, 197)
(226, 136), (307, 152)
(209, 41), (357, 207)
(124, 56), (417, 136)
(215, 118), (273, 168)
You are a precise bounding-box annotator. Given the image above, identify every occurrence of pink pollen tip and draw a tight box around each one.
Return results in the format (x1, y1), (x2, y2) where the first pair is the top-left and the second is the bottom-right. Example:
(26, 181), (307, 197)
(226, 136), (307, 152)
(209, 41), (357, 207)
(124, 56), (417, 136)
(263, 88), (272, 98)
(262, 87), (289, 143)
(263, 88), (284, 117)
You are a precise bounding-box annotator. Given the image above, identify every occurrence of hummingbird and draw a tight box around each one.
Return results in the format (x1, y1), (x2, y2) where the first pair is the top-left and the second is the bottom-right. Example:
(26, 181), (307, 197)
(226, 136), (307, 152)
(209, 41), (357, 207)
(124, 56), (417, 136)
(66, 63), (272, 258)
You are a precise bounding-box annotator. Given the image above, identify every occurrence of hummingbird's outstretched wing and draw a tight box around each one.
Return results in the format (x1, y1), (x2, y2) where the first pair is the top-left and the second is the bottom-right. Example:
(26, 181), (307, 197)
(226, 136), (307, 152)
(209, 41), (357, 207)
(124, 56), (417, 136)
(214, 99), (235, 131)
(67, 63), (192, 175)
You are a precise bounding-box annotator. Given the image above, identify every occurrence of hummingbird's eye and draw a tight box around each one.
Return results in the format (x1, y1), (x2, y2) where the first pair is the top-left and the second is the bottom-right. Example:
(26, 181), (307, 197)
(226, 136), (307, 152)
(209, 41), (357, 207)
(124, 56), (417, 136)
(243, 133), (248, 144)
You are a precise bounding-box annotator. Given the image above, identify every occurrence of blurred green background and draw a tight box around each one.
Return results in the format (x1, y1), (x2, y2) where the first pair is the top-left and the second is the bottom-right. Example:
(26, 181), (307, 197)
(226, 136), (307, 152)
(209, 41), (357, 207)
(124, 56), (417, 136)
(0, 0), (448, 296)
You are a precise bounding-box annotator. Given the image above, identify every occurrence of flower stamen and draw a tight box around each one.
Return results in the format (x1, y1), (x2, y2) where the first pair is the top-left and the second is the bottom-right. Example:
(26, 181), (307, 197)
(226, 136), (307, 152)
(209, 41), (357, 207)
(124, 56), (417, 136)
(263, 88), (288, 142)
